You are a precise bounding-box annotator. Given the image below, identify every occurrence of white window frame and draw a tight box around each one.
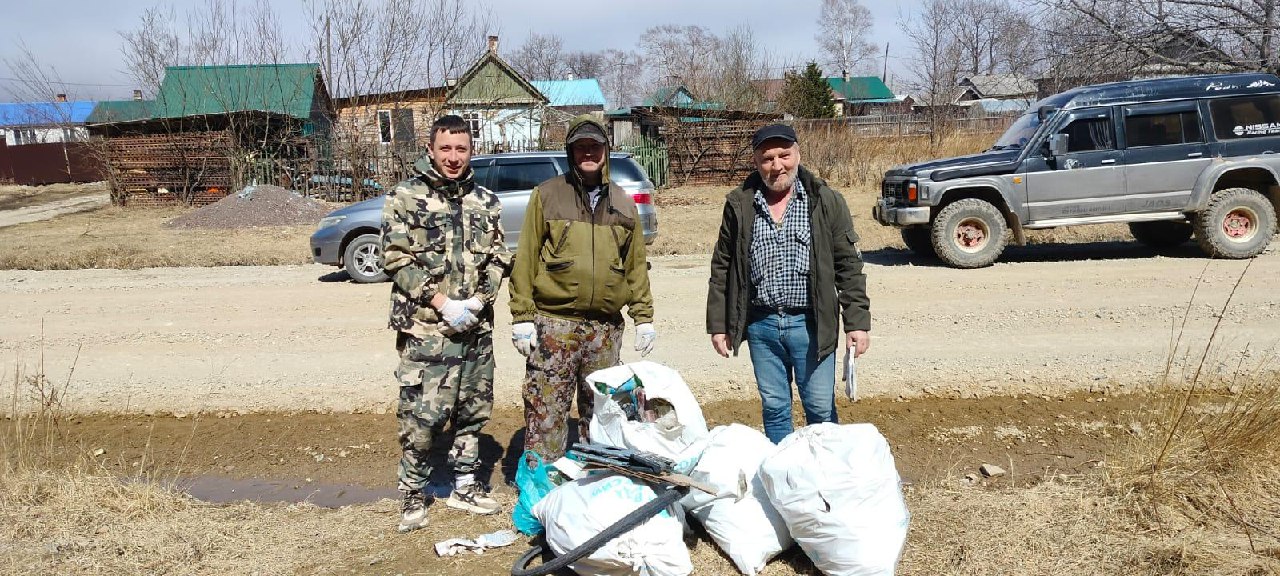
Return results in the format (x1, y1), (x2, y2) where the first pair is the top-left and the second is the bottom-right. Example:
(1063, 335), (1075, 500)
(376, 110), (393, 144)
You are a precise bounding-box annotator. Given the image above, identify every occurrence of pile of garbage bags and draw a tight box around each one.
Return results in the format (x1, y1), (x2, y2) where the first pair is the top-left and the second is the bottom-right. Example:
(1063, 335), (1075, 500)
(519, 361), (911, 576)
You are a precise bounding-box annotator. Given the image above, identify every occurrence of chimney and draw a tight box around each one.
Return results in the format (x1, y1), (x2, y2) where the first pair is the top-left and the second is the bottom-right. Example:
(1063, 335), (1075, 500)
(132, 89), (143, 101)
(487, 35), (499, 54)
(55, 93), (67, 102)
(842, 69), (850, 81)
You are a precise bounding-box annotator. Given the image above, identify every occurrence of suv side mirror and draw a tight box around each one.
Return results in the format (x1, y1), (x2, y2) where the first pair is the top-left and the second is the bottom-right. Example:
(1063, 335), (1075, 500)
(1047, 133), (1069, 157)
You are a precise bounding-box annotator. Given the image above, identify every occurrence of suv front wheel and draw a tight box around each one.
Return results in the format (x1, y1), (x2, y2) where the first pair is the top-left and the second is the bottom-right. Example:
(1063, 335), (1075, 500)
(931, 199), (1008, 268)
(1193, 187), (1277, 259)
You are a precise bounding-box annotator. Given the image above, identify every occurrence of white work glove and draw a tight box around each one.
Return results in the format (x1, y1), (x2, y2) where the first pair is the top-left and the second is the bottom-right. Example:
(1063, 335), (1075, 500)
(462, 297), (484, 312)
(634, 323), (656, 357)
(512, 322), (537, 356)
(438, 297), (479, 333)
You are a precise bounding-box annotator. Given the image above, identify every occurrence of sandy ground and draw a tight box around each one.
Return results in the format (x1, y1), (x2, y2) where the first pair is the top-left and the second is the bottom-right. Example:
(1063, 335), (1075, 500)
(4, 244), (1278, 416)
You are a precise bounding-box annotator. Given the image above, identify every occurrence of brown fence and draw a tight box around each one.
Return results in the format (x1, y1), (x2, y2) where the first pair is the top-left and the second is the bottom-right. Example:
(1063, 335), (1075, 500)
(791, 114), (1018, 138)
(0, 140), (105, 185)
(660, 119), (774, 187)
(103, 132), (236, 206)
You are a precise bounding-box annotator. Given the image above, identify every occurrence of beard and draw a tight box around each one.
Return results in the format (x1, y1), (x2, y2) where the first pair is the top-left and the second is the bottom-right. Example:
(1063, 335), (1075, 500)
(762, 168), (796, 194)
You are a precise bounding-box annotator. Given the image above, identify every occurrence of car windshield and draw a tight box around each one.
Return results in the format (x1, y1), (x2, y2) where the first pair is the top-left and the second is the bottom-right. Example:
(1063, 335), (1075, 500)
(991, 112), (1042, 150)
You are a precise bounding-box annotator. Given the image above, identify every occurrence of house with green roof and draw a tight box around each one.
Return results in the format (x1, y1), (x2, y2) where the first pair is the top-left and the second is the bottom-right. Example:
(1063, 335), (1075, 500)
(826, 75), (907, 116)
(88, 63), (333, 136)
(86, 63), (334, 205)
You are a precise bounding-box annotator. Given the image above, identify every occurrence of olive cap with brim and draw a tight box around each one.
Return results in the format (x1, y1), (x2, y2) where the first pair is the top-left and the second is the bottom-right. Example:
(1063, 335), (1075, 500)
(566, 121), (609, 145)
(751, 123), (798, 150)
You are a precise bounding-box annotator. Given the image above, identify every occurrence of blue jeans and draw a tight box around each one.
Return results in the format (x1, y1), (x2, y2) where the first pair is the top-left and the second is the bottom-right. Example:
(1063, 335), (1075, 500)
(745, 308), (838, 443)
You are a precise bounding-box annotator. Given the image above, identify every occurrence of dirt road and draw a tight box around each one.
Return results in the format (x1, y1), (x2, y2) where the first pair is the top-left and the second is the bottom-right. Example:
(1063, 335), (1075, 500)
(0, 191), (110, 228)
(4, 243), (1277, 415)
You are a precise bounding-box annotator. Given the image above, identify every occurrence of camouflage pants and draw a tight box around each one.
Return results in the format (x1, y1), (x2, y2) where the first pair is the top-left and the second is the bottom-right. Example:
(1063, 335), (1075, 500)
(522, 314), (623, 463)
(395, 330), (495, 493)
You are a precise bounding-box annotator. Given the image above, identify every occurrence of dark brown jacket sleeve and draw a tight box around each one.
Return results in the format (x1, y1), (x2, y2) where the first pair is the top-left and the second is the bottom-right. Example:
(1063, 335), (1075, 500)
(828, 191), (871, 332)
(706, 198), (735, 334)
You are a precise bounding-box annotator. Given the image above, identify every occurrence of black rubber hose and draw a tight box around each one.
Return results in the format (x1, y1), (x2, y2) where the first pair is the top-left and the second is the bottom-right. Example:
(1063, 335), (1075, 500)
(510, 484), (684, 576)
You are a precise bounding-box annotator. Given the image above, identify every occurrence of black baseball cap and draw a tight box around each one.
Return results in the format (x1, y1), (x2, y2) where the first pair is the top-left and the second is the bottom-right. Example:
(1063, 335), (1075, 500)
(751, 124), (798, 150)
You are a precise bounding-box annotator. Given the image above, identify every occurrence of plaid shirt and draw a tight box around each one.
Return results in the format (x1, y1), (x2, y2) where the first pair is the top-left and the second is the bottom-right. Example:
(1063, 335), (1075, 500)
(749, 178), (811, 309)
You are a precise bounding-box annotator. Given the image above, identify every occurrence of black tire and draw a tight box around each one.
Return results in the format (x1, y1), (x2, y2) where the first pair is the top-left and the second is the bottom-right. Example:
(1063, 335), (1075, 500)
(901, 226), (936, 257)
(931, 199), (1008, 268)
(343, 233), (388, 283)
(1193, 187), (1277, 259)
(1129, 220), (1193, 249)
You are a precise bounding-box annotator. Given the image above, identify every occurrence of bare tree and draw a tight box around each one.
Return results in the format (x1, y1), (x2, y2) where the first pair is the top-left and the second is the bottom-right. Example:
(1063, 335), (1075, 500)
(305, 0), (490, 100)
(508, 32), (567, 80)
(599, 49), (646, 109)
(707, 25), (772, 111)
(947, 0), (1042, 78)
(564, 51), (608, 80)
(899, 0), (963, 145)
(119, 6), (185, 97)
(817, 0), (878, 76)
(1040, 0), (1279, 83)
(640, 24), (719, 96)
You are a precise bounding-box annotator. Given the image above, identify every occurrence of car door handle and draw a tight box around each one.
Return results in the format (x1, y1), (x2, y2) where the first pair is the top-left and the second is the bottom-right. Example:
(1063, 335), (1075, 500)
(1100, 159), (1116, 164)
(1187, 152), (1203, 158)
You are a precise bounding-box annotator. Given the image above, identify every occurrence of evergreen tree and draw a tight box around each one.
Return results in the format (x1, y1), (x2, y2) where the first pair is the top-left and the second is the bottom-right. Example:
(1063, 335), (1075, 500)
(780, 62), (836, 118)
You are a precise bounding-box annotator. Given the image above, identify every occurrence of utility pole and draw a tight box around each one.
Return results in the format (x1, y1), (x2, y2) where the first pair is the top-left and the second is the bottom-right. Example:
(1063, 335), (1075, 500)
(882, 43), (890, 83)
(325, 14), (333, 94)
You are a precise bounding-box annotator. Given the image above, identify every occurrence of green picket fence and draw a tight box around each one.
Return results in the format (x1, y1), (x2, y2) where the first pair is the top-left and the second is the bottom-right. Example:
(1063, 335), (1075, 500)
(617, 136), (668, 188)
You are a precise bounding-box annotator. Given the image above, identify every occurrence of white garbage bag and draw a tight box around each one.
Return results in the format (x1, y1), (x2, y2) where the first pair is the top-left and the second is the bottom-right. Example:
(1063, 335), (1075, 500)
(759, 423), (909, 576)
(533, 473), (692, 576)
(587, 361), (709, 474)
(679, 424), (793, 576)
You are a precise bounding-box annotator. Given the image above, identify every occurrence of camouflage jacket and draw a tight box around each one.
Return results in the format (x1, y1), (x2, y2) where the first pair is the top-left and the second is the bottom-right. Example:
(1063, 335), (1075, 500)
(381, 156), (512, 342)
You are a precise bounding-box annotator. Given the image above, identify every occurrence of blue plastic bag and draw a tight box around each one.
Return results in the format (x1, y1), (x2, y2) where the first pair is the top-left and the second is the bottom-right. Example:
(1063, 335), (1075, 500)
(513, 450), (559, 535)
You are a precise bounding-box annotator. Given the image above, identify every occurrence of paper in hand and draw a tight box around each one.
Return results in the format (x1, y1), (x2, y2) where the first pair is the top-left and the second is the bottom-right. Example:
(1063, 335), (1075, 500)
(841, 347), (858, 401)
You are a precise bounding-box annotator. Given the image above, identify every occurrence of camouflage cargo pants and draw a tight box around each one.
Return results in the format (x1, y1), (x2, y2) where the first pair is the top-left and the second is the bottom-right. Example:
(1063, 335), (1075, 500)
(522, 314), (623, 463)
(396, 330), (495, 493)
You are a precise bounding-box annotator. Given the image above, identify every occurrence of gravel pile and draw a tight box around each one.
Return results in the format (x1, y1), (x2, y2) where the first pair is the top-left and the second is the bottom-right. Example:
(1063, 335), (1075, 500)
(166, 185), (331, 229)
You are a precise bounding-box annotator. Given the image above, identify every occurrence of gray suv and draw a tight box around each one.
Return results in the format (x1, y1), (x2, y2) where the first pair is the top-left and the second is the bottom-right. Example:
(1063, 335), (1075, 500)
(875, 72), (1280, 268)
(310, 151), (659, 282)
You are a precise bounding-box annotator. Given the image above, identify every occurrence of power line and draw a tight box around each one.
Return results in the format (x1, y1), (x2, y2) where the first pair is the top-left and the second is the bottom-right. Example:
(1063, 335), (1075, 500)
(0, 76), (134, 87)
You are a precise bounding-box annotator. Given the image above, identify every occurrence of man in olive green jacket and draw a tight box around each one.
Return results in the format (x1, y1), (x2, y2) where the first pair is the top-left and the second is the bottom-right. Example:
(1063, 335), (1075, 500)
(509, 115), (655, 464)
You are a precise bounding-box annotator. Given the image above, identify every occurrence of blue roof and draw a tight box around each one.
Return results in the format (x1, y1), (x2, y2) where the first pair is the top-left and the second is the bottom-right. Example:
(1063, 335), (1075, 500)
(529, 79), (606, 107)
(0, 101), (97, 127)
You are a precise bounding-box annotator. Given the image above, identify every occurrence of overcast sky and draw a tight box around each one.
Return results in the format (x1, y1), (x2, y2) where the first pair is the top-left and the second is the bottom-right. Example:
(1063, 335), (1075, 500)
(0, 0), (917, 102)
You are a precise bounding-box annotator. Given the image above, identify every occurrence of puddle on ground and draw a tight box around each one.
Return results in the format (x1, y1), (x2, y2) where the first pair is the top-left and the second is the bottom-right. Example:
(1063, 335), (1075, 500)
(172, 475), (402, 507)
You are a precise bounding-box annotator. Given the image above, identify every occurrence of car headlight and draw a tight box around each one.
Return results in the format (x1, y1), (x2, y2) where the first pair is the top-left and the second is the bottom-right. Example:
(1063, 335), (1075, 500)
(317, 215), (346, 230)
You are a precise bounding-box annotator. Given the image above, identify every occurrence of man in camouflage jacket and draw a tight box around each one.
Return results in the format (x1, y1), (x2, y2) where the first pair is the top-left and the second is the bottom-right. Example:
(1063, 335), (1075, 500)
(381, 115), (512, 533)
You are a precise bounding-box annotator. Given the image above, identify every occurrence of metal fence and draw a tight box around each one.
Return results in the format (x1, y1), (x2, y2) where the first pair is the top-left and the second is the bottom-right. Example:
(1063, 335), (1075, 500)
(617, 135), (669, 188)
(0, 140), (105, 185)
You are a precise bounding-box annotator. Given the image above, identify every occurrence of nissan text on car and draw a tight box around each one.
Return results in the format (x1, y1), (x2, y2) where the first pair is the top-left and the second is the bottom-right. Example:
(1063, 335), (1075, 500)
(310, 151), (659, 282)
(874, 72), (1280, 268)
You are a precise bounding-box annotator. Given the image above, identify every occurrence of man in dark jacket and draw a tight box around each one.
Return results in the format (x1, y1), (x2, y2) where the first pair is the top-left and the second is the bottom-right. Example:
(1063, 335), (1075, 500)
(509, 114), (656, 465)
(706, 124), (870, 443)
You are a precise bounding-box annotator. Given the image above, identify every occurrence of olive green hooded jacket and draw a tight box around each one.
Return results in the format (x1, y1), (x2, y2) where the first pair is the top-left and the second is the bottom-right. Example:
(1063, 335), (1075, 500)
(509, 115), (654, 325)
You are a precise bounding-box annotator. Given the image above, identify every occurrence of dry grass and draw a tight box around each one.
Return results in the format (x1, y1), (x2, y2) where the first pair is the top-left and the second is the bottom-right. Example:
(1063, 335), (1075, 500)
(0, 204), (316, 270)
